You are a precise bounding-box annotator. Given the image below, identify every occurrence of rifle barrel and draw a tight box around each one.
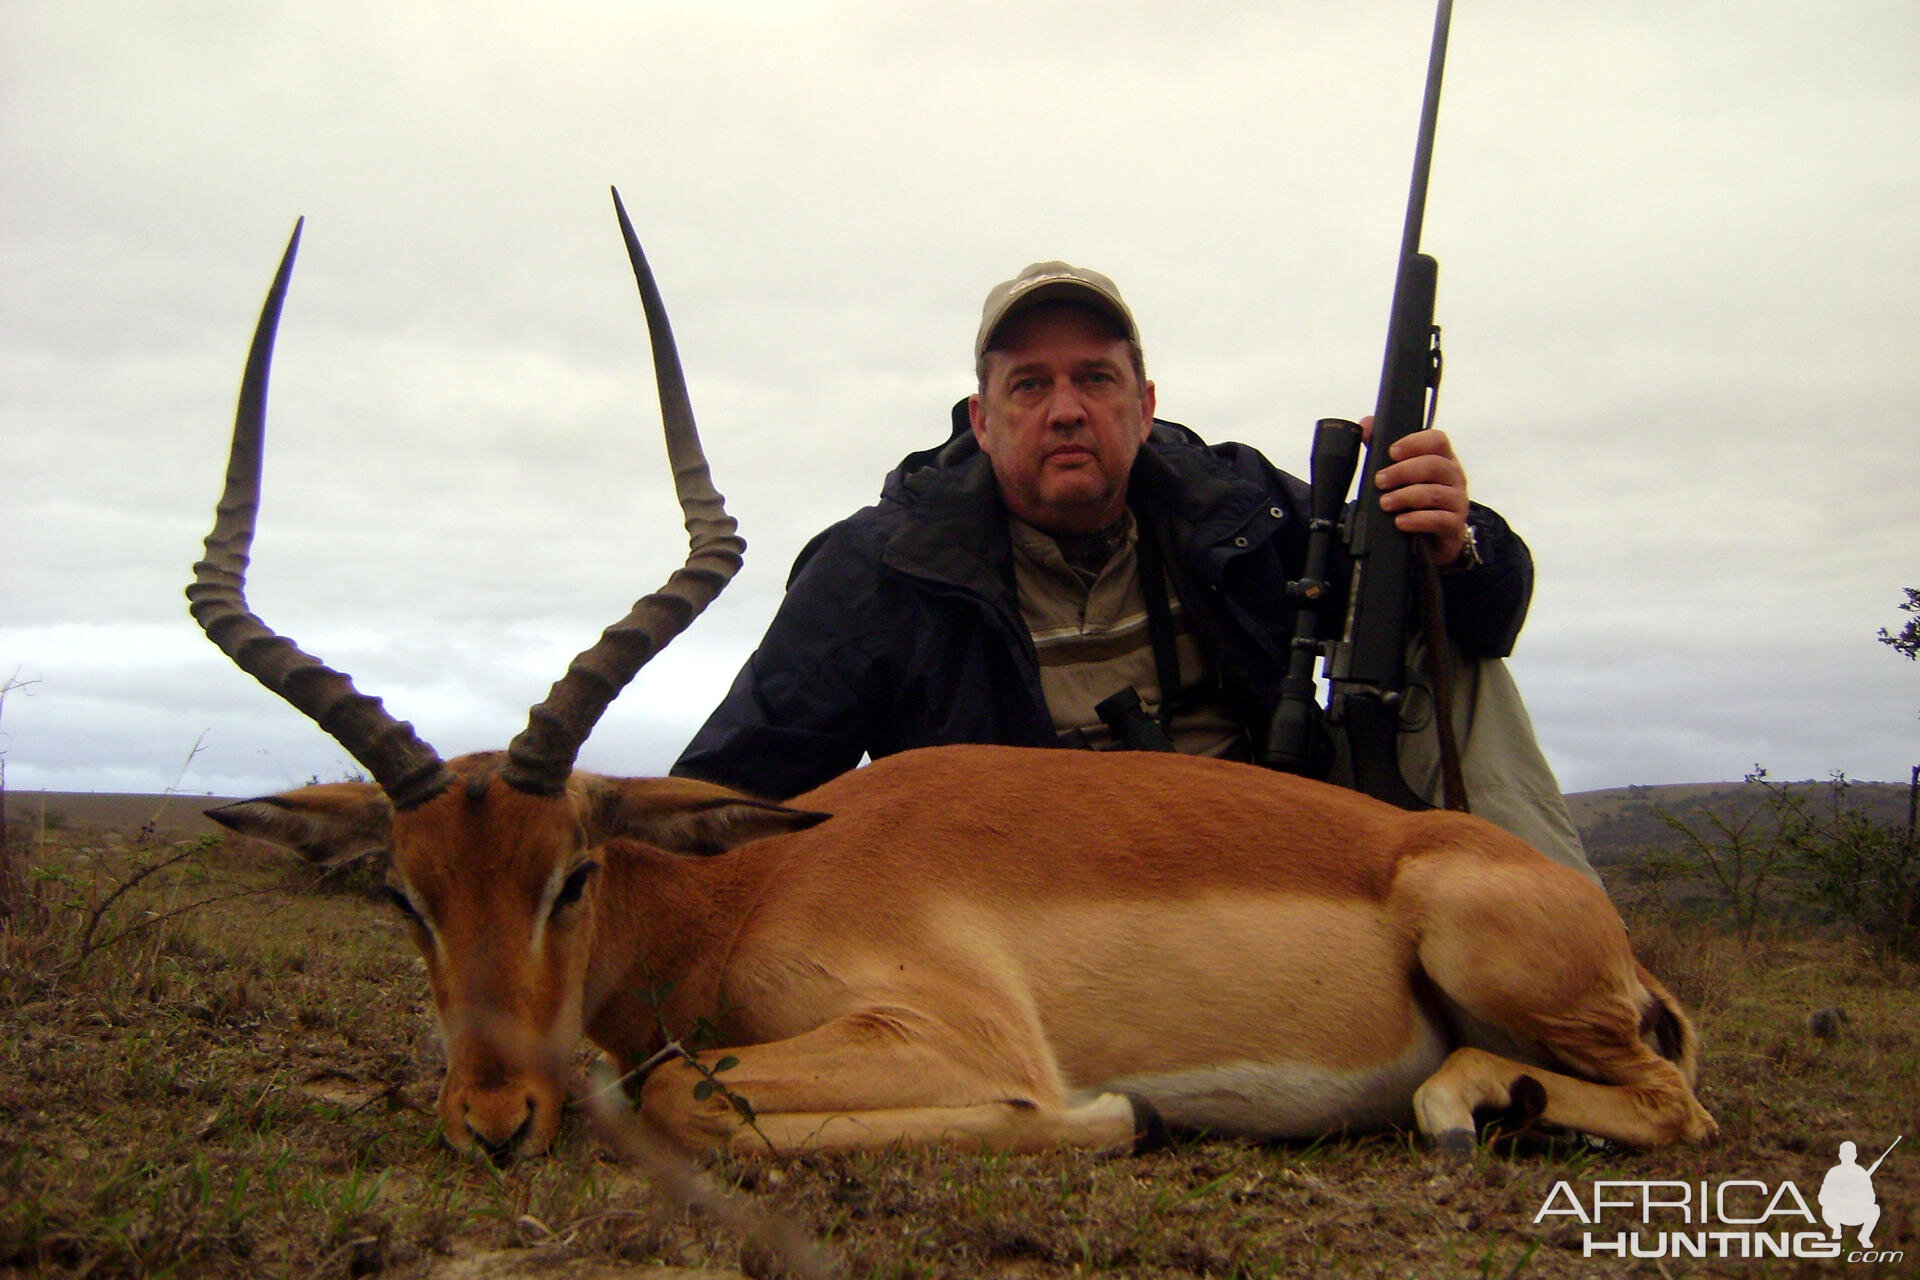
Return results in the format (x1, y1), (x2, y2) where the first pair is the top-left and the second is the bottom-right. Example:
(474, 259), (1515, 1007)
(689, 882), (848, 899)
(1398, 0), (1454, 263)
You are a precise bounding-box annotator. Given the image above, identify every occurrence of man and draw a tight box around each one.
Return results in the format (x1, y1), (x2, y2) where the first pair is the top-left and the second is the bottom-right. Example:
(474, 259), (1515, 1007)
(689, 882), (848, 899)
(675, 261), (1594, 877)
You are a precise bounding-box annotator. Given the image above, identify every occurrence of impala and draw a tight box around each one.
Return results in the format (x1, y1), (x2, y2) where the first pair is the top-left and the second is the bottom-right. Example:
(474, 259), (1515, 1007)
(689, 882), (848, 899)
(194, 193), (1717, 1161)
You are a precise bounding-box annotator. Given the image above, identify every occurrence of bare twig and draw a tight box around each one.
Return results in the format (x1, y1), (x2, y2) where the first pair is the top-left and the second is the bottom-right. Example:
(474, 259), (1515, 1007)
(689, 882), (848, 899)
(142, 730), (214, 844)
(70, 884), (268, 966)
(583, 1062), (839, 1280)
(74, 843), (203, 955)
(68, 839), (264, 964)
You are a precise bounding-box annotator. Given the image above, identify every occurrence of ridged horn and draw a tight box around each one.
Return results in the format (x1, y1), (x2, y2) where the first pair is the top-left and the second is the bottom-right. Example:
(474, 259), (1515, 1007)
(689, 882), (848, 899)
(498, 189), (745, 796)
(187, 219), (454, 811)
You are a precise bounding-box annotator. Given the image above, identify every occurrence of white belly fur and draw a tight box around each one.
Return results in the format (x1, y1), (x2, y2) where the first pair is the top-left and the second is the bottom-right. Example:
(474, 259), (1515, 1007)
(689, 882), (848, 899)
(1087, 1004), (1450, 1137)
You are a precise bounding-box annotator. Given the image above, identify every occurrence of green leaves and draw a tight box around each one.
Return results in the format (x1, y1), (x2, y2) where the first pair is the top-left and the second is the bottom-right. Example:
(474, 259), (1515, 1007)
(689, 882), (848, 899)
(636, 975), (767, 1141)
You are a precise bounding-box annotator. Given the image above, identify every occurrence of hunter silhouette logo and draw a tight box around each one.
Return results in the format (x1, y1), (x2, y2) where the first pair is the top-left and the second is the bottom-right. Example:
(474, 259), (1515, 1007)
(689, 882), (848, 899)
(1821, 1137), (1899, 1250)
(1534, 1134), (1905, 1262)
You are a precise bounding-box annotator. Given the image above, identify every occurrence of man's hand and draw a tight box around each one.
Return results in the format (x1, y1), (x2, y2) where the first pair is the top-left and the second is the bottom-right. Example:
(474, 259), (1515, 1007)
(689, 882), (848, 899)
(1359, 415), (1471, 569)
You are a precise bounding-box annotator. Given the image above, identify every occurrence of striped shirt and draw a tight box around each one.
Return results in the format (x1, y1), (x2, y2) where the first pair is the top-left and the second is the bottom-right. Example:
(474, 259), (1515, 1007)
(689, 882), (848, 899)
(1008, 514), (1244, 757)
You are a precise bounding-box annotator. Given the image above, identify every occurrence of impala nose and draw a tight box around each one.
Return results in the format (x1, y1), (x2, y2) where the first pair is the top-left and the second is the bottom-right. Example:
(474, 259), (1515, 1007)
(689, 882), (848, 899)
(465, 1096), (538, 1164)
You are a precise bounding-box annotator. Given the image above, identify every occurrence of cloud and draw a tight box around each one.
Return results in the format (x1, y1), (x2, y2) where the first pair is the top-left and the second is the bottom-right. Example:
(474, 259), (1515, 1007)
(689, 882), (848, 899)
(4, 1), (1915, 798)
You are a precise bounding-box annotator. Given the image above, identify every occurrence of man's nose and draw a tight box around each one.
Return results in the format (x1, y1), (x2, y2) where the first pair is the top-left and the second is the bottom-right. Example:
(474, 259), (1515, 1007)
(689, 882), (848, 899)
(1044, 383), (1088, 427)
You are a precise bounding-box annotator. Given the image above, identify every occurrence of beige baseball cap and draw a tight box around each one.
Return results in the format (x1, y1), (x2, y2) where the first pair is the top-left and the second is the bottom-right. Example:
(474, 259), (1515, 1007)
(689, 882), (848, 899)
(974, 261), (1138, 362)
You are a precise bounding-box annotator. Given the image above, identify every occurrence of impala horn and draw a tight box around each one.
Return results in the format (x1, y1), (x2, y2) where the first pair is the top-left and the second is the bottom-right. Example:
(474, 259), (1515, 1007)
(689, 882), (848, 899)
(500, 189), (744, 795)
(187, 217), (454, 810)
(188, 190), (742, 808)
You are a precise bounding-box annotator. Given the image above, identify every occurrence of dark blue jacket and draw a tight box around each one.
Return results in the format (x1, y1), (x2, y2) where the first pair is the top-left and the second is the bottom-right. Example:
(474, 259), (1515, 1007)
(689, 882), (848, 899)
(674, 405), (1532, 799)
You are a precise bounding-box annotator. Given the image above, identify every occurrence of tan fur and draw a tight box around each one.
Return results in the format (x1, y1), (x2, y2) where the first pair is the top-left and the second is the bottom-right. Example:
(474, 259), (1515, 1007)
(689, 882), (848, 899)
(210, 743), (1716, 1159)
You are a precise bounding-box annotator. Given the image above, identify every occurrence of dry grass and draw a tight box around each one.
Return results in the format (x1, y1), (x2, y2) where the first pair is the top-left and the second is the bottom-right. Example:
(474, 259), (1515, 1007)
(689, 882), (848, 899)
(2, 810), (1915, 1279)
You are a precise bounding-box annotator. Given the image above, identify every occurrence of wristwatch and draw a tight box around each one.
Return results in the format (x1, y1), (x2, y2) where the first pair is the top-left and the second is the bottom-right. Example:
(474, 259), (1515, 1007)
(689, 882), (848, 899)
(1440, 522), (1481, 575)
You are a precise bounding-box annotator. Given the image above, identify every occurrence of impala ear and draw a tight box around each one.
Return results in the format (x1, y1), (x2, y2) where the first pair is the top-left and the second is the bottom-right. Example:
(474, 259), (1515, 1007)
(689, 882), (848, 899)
(206, 782), (394, 874)
(581, 775), (829, 856)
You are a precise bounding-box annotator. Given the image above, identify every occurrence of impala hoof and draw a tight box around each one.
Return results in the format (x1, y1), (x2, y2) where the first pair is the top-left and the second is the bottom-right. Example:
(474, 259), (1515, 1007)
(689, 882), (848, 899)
(1125, 1093), (1171, 1154)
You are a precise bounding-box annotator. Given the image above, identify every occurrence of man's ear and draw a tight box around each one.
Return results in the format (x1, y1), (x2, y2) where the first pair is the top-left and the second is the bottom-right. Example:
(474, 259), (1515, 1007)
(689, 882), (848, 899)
(580, 775), (830, 856)
(968, 392), (991, 451)
(1137, 380), (1157, 441)
(206, 783), (393, 876)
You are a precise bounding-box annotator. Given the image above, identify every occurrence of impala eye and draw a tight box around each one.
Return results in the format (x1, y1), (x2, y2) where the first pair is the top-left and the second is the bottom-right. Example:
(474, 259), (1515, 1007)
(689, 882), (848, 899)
(381, 885), (423, 923)
(552, 861), (599, 915)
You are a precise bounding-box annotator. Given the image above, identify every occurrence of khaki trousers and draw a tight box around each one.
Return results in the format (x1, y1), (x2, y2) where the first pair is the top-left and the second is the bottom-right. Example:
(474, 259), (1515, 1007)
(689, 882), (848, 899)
(1337, 642), (1601, 887)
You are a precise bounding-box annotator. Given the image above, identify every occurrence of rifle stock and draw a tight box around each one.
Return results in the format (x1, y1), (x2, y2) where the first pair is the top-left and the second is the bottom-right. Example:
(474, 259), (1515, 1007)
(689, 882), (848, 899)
(1325, 251), (1440, 810)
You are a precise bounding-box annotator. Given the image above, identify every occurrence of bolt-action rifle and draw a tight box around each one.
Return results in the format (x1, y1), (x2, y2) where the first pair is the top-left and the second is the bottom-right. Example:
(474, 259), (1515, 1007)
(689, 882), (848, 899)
(1262, 0), (1463, 812)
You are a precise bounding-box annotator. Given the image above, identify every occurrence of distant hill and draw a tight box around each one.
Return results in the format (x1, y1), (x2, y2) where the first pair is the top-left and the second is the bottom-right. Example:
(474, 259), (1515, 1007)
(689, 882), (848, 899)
(6, 790), (238, 841)
(7, 777), (1916, 862)
(1566, 778), (1915, 867)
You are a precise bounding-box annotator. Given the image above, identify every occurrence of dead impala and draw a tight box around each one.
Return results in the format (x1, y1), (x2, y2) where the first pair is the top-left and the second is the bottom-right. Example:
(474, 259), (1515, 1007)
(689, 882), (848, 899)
(194, 192), (1716, 1161)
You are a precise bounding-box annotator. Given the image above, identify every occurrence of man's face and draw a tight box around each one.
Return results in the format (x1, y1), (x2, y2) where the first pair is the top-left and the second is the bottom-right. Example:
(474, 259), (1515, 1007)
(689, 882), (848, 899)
(968, 302), (1155, 536)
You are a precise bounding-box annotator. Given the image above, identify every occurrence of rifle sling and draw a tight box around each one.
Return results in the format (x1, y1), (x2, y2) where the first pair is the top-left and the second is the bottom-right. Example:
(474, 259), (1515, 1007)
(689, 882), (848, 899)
(1416, 551), (1470, 812)
(1134, 519), (1182, 735)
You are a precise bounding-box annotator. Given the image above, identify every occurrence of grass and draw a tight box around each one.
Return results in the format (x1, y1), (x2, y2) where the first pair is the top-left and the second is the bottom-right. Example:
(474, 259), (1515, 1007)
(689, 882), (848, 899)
(1, 817), (1915, 1278)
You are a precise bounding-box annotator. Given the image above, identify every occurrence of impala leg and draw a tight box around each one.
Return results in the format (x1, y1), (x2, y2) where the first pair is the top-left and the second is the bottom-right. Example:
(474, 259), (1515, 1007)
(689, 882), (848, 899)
(1413, 1047), (1714, 1150)
(1400, 839), (1717, 1150)
(635, 1009), (1145, 1155)
(714, 1094), (1140, 1155)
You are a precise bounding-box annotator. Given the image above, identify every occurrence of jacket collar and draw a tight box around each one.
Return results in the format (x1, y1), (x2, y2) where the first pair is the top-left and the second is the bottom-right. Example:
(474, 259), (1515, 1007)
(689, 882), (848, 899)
(880, 443), (1012, 597)
(879, 400), (1277, 596)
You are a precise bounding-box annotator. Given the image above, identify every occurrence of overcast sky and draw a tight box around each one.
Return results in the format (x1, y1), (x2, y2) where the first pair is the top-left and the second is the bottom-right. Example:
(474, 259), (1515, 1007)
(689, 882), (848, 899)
(4, 1), (1915, 802)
